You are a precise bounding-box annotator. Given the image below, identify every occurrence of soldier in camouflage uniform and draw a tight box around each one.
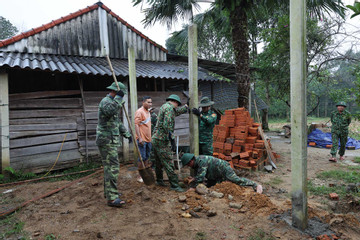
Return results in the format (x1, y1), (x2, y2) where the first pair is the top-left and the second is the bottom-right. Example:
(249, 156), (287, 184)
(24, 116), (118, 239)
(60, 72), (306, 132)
(96, 82), (132, 207)
(329, 101), (351, 162)
(149, 107), (157, 167)
(192, 97), (217, 155)
(181, 153), (263, 193)
(152, 94), (188, 192)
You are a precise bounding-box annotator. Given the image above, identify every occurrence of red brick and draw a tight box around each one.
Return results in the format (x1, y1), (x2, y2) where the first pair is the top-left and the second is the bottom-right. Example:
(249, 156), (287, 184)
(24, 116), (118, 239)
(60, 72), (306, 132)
(255, 140), (264, 143)
(248, 127), (258, 136)
(329, 193), (339, 201)
(232, 159), (239, 164)
(326, 144), (332, 149)
(254, 142), (265, 149)
(245, 143), (254, 150)
(252, 123), (261, 128)
(252, 151), (258, 159)
(245, 137), (257, 144)
(234, 140), (245, 146)
(235, 133), (247, 140)
(232, 145), (241, 153)
(238, 160), (249, 167)
(240, 152), (250, 159)
(213, 153), (219, 157)
(309, 142), (316, 146)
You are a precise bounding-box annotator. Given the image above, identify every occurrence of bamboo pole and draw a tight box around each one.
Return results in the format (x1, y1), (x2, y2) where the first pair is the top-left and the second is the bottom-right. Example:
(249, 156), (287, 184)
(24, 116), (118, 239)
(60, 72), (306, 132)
(290, 0), (308, 230)
(78, 77), (88, 162)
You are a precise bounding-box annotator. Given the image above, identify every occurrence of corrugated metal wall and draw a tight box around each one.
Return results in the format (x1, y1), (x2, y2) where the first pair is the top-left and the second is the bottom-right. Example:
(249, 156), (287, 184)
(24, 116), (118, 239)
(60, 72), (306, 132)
(106, 11), (166, 61)
(1, 7), (166, 61)
(2, 10), (101, 56)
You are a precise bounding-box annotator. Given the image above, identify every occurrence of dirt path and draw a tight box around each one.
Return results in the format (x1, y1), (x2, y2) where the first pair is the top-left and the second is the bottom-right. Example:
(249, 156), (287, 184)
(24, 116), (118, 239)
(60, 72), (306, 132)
(1, 132), (360, 240)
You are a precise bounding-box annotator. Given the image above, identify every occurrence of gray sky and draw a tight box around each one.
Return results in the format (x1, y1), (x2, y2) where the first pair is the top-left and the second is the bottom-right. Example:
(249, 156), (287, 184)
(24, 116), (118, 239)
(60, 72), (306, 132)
(0, 0), (211, 47)
(0, 0), (358, 51)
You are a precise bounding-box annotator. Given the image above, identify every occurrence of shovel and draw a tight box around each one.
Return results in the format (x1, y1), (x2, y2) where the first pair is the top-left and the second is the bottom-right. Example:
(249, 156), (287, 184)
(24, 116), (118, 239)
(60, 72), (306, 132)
(105, 55), (155, 186)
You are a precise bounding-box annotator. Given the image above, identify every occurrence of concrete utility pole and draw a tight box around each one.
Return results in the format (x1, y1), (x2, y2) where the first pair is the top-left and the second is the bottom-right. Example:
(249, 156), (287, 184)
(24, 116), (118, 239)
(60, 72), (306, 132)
(188, 24), (199, 156)
(0, 71), (10, 173)
(128, 46), (138, 162)
(290, 0), (308, 230)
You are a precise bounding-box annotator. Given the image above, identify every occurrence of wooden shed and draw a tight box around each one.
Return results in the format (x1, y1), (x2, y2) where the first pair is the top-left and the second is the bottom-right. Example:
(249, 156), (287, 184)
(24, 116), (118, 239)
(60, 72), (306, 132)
(0, 2), (239, 173)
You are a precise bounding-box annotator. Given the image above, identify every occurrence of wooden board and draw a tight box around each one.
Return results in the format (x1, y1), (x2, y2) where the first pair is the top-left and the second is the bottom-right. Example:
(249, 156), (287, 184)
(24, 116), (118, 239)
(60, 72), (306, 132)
(9, 98), (82, 109)
(10, 123), (77, 131)
(9, 90), (81, 101)
(10, 109), (82, 119)
(10, 140), (79, 158)
(10, 117), (77, 125)
(10, 130), (75, 139)
(11, 150), (82, 173)
(10, 132), (78, 149)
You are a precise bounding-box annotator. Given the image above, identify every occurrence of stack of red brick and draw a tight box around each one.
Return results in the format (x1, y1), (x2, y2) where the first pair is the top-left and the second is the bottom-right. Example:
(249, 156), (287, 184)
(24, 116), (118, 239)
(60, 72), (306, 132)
(213, 107), (270, 171)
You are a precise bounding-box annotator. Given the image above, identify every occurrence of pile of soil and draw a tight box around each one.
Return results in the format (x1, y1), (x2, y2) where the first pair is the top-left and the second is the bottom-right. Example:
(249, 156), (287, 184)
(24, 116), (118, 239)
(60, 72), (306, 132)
(184, 191), (208, 210)
(211, 181), (277, 214)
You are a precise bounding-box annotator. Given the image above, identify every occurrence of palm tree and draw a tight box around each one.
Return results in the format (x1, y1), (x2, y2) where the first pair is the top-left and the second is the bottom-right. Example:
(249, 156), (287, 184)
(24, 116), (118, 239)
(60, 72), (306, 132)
(133, 0), (345, 108)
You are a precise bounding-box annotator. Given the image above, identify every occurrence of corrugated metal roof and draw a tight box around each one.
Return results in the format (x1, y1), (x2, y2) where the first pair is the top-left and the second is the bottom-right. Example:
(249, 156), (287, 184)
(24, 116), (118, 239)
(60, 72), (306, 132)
(0, 52), (220, 81)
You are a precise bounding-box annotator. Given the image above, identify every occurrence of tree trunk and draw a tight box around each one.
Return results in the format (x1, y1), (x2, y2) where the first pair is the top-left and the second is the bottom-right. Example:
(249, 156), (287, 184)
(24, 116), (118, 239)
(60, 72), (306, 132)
(230, 5), (250, 108)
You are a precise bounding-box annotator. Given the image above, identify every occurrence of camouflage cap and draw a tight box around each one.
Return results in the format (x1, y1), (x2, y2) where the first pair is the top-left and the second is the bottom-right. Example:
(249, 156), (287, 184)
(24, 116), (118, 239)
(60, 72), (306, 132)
(181, 153), (195, 166)
(107, 82), (127, 94)
(199, 96), (215, 107)
(336, 101), (347, 107)
(166, 94), (182, 105)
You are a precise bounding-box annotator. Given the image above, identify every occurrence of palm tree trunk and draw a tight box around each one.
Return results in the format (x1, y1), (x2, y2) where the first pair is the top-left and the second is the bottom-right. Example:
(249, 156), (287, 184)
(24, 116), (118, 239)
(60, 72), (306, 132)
(230, 5), (250, 108)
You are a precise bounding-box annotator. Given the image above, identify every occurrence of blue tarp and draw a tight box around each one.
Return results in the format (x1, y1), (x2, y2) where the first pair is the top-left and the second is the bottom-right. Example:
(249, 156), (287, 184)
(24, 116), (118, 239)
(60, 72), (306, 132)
(307, 128), (360, 149)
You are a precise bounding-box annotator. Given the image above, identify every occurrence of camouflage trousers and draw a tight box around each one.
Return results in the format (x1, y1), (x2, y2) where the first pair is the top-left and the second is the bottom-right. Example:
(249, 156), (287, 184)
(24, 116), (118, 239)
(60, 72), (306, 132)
(152, 139), (180, 188)
(98, 144), (120, 201)
(207, 166), (257, 191)
(199, 142), (213, 156)
(331, 131), (348, 157)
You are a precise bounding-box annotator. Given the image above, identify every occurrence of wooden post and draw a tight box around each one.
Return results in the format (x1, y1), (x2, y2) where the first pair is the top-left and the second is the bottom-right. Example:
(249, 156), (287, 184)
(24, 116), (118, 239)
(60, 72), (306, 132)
(122, 81), (130, 163)
(78, 78), (88, 162)
(0, 71), (10, 173)
(128, 46), (138, 163)
(290, 0), (308, 230)
(188, 24), (199, 156)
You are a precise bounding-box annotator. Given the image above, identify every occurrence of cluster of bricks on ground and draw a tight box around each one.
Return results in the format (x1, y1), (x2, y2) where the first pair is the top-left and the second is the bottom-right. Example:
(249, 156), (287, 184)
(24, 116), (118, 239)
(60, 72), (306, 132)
(212, 108), (279, 171)
(316, 234), (339, 240)
(329, 193), (339, 201)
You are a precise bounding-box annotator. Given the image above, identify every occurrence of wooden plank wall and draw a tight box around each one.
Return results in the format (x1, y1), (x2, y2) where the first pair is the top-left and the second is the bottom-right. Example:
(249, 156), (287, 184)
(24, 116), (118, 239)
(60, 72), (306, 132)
(8, 90), (192, 172)
(82, 91), (191, 151)
(9, 90), (83, 173)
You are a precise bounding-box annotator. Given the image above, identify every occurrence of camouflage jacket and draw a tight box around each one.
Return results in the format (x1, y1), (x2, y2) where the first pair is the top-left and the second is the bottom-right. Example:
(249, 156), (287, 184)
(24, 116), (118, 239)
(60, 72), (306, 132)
(151, 112), (158, 135)
(192, 155), (231, 184)
(199, 110), (217, 143)
(96, 95), (131, 146)
(192, 155), (257, 190)
(152, 101), (188, 141)
(330, 110), (351, 133)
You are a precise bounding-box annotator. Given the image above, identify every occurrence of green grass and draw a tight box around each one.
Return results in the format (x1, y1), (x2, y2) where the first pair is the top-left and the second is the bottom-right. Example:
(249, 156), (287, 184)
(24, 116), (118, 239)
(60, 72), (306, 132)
(247, 229), (275, 240)
(0, 214), (29, 240)
(317, 169), (360, 184)
(195, 232), (207, 240)
(354, 157), (360, 164)
(267, 176), (284, 186)
(45, 234), (61, 240)
(0, 162), (102, 184)
(308, 180), (347, 197)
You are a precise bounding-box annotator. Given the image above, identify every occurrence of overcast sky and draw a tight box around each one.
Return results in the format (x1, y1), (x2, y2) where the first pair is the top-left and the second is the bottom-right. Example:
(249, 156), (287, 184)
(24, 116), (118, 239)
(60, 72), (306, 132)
(0, 0), (358, 50)
(0, 0), (211, 47)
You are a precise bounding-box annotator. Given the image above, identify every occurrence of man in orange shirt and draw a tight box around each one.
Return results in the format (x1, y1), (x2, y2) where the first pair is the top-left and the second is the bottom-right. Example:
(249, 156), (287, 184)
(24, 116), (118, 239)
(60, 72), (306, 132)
(135, 96), (153, 182)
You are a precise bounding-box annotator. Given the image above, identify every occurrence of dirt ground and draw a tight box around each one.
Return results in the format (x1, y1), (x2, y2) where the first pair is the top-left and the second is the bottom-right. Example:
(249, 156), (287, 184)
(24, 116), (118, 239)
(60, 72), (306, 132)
(1, 131), (360, 240)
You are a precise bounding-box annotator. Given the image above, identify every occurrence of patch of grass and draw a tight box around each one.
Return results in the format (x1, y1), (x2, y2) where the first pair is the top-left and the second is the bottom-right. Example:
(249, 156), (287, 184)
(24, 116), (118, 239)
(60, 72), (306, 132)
(247, 229), (275, 240)
(307, 180), (346, 197)
(0, 214), (28, 239)
(45, 234), (61, 240)
(268, 176), (284, 186)
(317, 169), (360, 184)
(0, 162), (102, 184)
(354, 157), (360, 164)
(195, 232), (207, 240)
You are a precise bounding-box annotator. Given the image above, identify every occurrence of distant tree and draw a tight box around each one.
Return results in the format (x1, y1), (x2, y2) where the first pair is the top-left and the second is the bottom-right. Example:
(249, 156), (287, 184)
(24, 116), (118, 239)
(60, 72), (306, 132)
(347, 1), (360, 18)
(165, 10), (234, 63)
(0, 16), (18, 40)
